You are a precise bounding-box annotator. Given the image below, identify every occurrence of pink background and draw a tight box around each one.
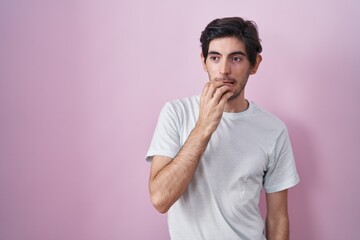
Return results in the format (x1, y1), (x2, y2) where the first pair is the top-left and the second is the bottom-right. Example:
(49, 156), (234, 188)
(1, 0), (360, 239)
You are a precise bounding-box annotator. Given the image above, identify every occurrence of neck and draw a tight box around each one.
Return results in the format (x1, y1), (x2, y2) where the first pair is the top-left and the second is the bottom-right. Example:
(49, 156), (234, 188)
(224, 93), (248, 113)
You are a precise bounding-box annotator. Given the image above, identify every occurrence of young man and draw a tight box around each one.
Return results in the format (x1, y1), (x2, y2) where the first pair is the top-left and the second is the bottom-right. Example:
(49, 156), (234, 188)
(146, 17), (299, 240)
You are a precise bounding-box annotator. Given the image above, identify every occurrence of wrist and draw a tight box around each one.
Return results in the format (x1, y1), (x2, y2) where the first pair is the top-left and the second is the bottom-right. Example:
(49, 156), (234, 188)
(193, 123), (214, 141)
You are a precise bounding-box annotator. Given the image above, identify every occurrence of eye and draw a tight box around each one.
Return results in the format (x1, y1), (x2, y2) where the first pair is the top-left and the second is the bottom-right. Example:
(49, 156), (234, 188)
(232, 56), (242, 62)
(208, 55), (220, 62)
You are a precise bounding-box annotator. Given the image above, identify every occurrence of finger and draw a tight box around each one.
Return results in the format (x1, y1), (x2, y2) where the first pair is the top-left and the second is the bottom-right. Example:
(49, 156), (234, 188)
(200, 82), (210, 103)
(206, 81), (225, 101)
(202, 82), (210, 96)
(211, 85), (231, 103)
(218, 91), (234, 107)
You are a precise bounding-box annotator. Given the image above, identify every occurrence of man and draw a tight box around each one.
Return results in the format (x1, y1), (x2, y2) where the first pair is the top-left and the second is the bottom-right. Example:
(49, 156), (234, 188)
(146, 17), (299, 240)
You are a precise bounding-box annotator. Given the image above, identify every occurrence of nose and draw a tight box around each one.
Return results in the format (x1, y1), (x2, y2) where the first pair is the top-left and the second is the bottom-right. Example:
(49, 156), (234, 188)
(219, 59), (231, 75)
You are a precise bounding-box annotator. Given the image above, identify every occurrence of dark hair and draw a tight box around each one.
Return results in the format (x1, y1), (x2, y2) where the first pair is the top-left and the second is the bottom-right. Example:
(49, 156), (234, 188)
(200, 17), (262, 66)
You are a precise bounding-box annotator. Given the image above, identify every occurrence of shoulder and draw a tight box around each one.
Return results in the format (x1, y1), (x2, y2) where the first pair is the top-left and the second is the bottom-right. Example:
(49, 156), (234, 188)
(163, 95), (200, 115)
(158, 95), (199, 122)
(249, 101), (288, 133)
(166, 95), (200, 109)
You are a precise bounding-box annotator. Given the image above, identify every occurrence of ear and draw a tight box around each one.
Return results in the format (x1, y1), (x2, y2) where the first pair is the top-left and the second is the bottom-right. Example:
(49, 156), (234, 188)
(201, 53), (208, 72)
(250, 54), (262, 75)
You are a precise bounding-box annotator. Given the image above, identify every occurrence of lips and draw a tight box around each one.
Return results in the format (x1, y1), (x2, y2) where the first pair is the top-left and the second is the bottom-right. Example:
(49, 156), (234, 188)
(216, 77), (236, 85)
(222, 80), (235, 86)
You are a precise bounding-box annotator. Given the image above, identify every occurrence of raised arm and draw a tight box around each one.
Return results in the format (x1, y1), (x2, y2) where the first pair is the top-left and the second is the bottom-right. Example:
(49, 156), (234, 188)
(149, 81), (233, 213)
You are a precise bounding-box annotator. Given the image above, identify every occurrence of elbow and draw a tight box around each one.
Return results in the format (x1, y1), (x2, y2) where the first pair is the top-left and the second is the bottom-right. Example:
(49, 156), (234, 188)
(154, 204), (170, 214)
(150, 191), (171, 214)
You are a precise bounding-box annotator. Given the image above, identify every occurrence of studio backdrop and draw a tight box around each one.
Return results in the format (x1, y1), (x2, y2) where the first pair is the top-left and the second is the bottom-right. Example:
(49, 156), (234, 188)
(1, 0), (359, 239)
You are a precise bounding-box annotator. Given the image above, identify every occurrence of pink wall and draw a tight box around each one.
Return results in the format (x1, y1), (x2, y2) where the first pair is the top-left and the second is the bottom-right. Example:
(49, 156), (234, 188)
(1, 0), (359, 239)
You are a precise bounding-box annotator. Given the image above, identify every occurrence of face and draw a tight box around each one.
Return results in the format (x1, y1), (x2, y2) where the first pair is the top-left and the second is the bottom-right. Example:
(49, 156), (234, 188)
(202, 37), (261, 102)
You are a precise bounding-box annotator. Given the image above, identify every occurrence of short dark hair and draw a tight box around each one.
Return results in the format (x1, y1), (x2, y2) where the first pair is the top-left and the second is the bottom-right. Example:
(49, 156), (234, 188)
(200, 17), (262, 66)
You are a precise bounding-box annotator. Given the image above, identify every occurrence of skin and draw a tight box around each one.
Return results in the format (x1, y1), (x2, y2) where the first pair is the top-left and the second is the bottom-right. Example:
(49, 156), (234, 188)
(149, 36), (289, 240)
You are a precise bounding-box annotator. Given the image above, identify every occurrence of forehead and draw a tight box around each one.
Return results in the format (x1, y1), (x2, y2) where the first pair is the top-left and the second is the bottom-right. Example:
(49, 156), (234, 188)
(208, 37), (246, 54)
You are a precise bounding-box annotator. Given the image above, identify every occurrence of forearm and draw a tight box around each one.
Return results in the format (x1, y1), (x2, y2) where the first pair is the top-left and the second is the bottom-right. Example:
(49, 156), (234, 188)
(266, 215), (289, 240)
(149, 125), (212, 213)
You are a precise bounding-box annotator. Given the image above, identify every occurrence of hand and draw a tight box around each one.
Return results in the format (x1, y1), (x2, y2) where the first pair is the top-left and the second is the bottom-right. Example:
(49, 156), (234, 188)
(196, 81), (233, 135)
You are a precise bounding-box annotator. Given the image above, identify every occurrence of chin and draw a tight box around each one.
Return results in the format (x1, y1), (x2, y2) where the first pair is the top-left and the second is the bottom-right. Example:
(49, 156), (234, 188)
(227, 91), (240, 101)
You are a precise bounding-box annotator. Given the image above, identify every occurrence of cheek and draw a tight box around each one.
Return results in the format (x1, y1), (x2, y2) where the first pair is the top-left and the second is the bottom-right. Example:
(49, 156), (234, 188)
(205, 65), (218, 76)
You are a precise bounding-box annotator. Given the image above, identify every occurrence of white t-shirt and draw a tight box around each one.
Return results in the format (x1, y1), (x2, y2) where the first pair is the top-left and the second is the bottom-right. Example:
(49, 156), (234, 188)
(146, 95), (299, 240)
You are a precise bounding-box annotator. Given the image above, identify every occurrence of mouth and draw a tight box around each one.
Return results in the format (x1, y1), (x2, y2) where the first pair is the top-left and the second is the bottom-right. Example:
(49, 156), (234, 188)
(221, 80), (235, 86)
(216, 77), (236, 86)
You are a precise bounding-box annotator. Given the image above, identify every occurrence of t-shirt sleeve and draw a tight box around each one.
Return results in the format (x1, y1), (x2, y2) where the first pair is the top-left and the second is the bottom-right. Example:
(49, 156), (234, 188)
(146, 102), (181, 162)
(263, 127), (300, 193)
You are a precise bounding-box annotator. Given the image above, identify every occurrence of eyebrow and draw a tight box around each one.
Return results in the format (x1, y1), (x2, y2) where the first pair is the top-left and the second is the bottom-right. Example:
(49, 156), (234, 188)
(208, 51), (247, 56)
